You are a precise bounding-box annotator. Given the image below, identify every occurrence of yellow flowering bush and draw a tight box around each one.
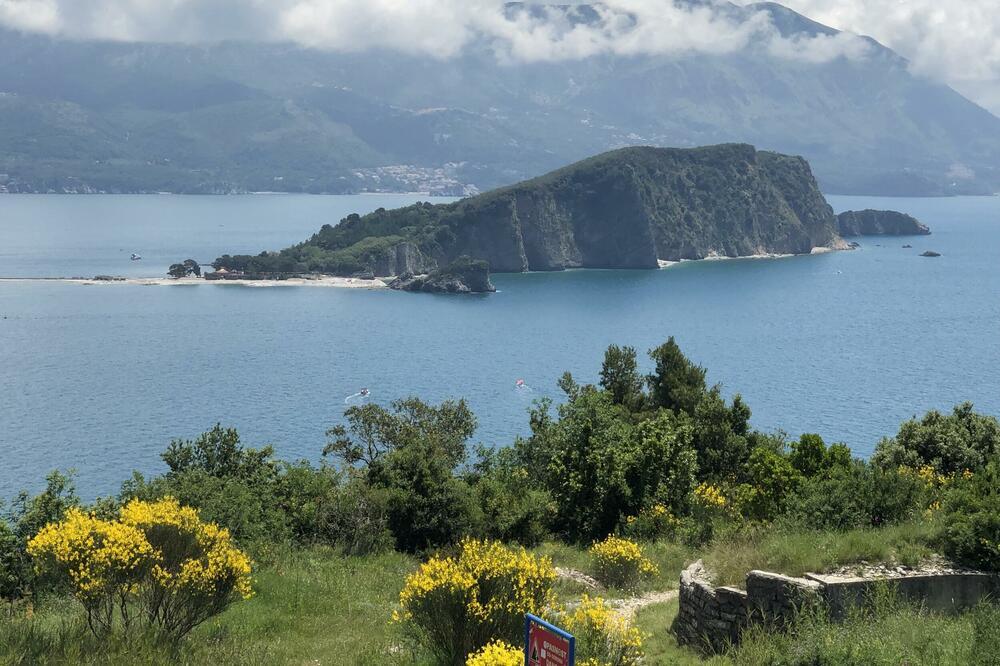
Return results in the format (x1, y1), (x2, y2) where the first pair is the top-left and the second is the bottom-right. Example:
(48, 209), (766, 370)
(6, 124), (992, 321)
(395, 538), (555, 665)
(589, 536), (658, 589)
(560, 595), (643, 666)
(693, 483), (727, 510)
(27, 498), (252, 640)
(465, 640), (522, 666)
(28, 508), (154, 634)
(621, 503), (680, 540)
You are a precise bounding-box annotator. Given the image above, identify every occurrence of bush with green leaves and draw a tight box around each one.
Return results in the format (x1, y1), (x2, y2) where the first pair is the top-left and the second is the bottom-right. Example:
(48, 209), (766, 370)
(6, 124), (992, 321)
(120, 425), (291, 547)
(734, 446), (802, 521)
(938, 462), (1000, 571)
(873, 402), (1000, 475)
(788, 461), (926, 530)
(471, 447), (553, 547)
(325, 398), (481, 552)
(518, 383), (698, 543)
(1, 470), (81, 600)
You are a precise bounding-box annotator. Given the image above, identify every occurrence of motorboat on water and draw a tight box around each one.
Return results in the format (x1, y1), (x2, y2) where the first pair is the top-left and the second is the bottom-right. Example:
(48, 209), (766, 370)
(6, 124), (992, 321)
(130, 253), (142, 261)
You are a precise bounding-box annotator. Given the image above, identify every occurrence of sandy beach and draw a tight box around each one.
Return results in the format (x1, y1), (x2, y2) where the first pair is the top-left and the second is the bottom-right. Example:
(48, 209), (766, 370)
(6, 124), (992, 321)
(0, 276), (390, 289)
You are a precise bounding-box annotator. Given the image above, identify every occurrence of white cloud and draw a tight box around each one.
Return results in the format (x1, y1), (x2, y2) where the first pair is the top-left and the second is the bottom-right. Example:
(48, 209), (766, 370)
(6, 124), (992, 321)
(0, 0), (870, 65)
(777, 0), (1000, 112)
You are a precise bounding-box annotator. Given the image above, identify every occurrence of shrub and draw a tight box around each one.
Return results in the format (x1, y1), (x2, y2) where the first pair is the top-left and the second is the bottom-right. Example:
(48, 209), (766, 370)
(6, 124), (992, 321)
(314, 477), (394, 556)
(520, 389), (697, 543)
(589, 536), (658, 590)
(472, 448), (553, 547)
(559, 595), (643, 666)
(872, 402), (1000, 475)
(620, 504), (680, 542)
(734, 446), (802, 521)
(395, 538), (555, 665)
(26, 507), (154, 635)
(465, 640), (522, 666)
(119, 497), (254, 638)
(326, 398), (481, 552)
(788, 461), (926, 530)
(683, 482), (731, 546)
(938, 463), (1000, 570)
(27, 498), (253, 640)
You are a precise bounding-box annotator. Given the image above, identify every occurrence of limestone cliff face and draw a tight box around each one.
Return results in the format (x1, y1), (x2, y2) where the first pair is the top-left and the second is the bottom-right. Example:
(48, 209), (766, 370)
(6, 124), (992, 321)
(836, 210), (931, 236)
(370, 241), (435, 277)
(389, 257), (496, 294)
(428, 144), (841, 269)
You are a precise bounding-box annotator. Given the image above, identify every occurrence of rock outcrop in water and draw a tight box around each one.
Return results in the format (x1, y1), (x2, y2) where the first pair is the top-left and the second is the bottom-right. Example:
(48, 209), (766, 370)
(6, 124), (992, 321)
(836, 210), (930, 236)
(215, 144), (846, 285)
(389, 257), (495, 294)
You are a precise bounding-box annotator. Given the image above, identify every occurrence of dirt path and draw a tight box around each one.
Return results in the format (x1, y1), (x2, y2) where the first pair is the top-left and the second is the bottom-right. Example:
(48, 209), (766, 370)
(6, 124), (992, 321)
(556, 568), (678, 619)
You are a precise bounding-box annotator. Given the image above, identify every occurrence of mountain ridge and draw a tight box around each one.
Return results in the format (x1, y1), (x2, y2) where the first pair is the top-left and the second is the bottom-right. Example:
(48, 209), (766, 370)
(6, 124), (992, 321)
(2, 3), (1000, 196)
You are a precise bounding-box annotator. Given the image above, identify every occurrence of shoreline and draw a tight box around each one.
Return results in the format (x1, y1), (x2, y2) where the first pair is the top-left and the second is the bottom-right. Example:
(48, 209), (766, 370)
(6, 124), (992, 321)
(0, 245), (849, 287)
(0, 276), (390, 289)
(658, 244), (845, 269)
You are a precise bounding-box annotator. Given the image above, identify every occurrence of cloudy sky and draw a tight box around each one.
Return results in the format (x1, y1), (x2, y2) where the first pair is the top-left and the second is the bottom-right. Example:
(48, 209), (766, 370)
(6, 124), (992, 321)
(1, 0), (998, 113)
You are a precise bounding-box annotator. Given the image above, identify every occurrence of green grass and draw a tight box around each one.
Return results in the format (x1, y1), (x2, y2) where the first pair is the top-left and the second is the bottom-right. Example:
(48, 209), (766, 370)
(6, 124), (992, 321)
(0, 547), (431, 666)
(701, 521), (937, 587)
(731, 590), (990, 665)
(635, 588), (999, 666)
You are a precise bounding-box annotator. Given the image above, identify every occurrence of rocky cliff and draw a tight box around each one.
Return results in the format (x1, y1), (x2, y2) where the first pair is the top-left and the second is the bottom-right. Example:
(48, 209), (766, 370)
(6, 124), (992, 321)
(215, 144), (846, 278)
(389, 257), (496, 294)
(836, 210), (931, 236)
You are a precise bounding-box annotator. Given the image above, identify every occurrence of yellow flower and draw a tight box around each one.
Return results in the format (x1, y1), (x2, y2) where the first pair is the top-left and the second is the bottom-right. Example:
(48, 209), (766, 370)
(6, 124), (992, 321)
(27, 498), (253, 638)
(561, 595), (644, 666)
(589, 536), (658, 589)
(466, 640), (521, 666)
(693, 483), (727, 509)
(396, 539), (555, 659)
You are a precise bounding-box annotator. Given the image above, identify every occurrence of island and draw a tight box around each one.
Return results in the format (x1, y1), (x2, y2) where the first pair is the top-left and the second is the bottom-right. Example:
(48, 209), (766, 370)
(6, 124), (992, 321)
(836, 209), (931, 236)
(210, 144), (926, 293)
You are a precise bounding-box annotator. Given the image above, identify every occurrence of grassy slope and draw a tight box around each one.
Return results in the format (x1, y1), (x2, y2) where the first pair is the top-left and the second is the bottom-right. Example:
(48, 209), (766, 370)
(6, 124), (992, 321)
(0, 522), (979, 665)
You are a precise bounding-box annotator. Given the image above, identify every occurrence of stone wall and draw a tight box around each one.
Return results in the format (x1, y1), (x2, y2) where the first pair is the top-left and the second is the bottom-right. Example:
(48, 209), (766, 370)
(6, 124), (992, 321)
(673, 560), (750, 653)
(673, 561), (1000, 653)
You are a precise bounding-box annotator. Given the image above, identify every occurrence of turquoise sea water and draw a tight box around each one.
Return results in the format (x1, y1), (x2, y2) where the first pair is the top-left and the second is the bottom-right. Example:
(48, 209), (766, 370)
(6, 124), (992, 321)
(1, 194), (998, 498)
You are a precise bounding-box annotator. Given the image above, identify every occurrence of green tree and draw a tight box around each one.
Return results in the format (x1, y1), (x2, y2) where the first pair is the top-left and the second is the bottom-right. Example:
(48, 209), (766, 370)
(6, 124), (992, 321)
(790, 433), (827, 477)
(600, 344), (644, 411)
(471, 447), (553, 547)
(647, 337), (707, 415)
(691, 388), (752, 481)
(872, 402), (1000, 475)
(121, 425), (291, 545)
(939, 462), (1000, 570)
(166, 259), (201, 278)
(325, 398), (480, 552)
(736, 447), (802, 521)
(519, 387), (697, 542)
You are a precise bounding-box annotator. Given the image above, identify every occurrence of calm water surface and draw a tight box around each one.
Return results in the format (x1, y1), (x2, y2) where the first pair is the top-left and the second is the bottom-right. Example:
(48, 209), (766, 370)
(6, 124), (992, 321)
(1, 194), (998, 497)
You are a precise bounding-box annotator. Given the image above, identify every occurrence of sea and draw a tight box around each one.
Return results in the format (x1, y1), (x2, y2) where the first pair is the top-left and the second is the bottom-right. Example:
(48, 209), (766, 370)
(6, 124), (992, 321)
(1, 193), (998, 498)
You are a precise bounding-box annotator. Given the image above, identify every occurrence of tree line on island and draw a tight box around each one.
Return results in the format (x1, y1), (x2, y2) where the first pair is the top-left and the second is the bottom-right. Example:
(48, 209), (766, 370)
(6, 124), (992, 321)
(2, 337), (997, 659)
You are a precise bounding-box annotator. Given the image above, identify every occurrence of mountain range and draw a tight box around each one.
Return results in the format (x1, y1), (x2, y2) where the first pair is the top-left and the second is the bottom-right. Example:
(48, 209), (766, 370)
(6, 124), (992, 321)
(2, 2), (1000, 196)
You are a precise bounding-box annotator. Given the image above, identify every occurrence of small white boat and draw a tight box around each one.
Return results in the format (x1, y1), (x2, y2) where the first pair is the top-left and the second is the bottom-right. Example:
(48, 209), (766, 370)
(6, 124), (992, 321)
(130, 253), (142, 261)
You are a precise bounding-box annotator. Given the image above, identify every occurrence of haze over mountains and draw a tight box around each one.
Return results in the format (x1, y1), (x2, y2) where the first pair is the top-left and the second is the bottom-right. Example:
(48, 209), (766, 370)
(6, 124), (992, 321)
(2, 1), (1000, 196)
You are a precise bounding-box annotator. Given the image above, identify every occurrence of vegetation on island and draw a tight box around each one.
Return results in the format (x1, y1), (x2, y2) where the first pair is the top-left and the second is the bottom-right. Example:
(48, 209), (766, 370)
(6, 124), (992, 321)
(212, 144), (845, 280)
(167, 259), (202, 278)
(1, 339), (999, 664)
